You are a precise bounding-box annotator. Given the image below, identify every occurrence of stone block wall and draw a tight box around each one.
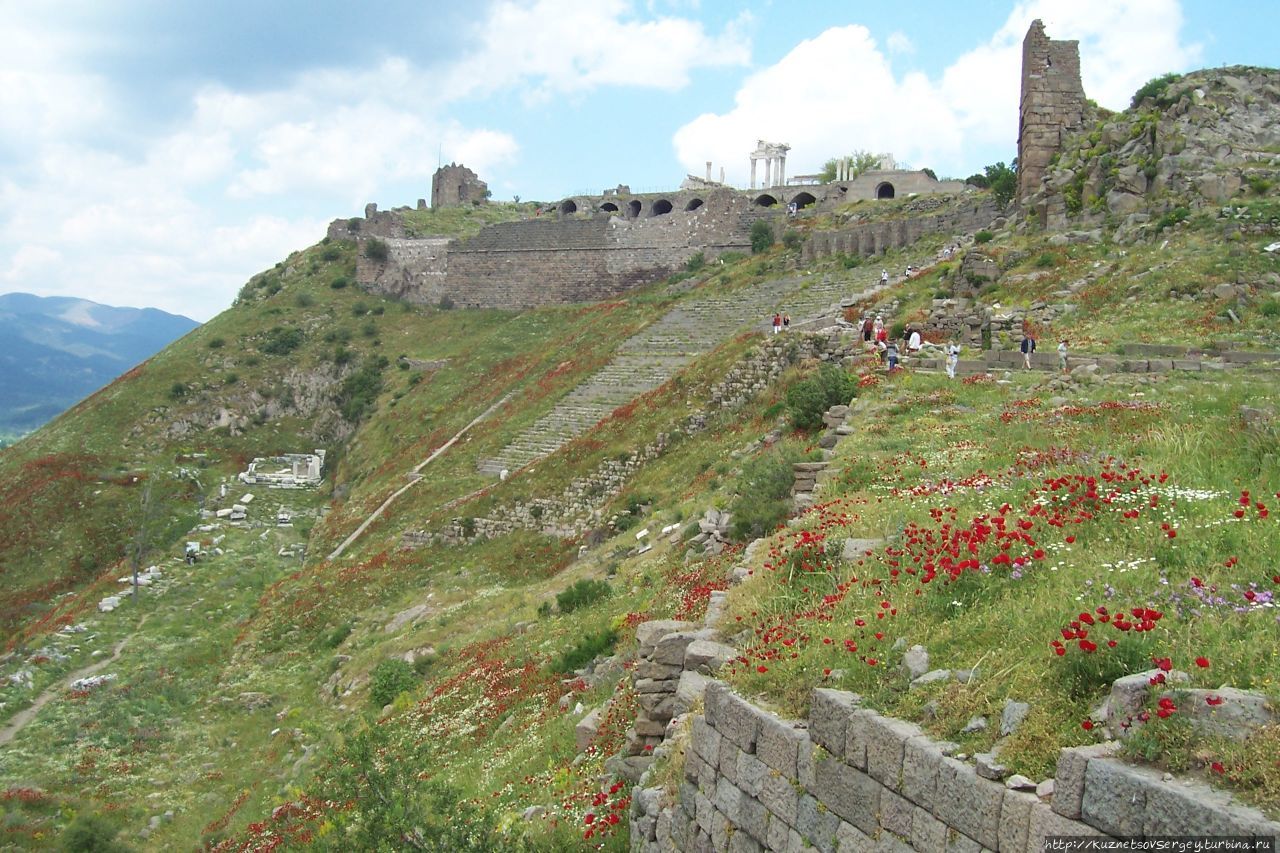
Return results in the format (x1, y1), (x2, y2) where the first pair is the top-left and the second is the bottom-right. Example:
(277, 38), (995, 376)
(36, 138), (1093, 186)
(1017, 20), (1085, 203)
(633, 681), (1280, 852)
(803, 200), (1000, 264)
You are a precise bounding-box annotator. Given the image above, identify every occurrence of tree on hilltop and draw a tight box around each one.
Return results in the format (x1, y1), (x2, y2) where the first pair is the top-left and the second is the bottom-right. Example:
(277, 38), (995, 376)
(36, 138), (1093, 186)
(820, 150), (882, 183)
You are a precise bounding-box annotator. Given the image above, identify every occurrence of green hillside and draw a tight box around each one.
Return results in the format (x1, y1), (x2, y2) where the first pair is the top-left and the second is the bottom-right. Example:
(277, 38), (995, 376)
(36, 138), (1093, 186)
(2, 72), (1280, 851)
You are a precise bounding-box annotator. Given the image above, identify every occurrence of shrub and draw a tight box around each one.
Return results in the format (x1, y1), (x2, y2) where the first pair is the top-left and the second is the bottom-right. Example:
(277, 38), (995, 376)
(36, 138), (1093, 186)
(337, 357), (387, 422)
(363, 238), (389, 263)
(982, 161), (1017, 206)
(320, 245), (341, 262)
(1247, 175), (1273, 196)
(259, 326), (304, 355)
(889, 321), (906, 340)
(206, 337), (225, 349)
(369, 658), (417, 707)
(224, 373), (239, 385)
(330, 275), (349, 289)
(1258, 297), (1280, 318)
(1131, 72), (1182, 109)
(438, 295), (455, 310)
(685, 252), (706, 272)
(556, 578), (610, 614)
(169, 382), (188, 400)
(729, 453), (796, 541)
(321, 622), (352, 649)
(782, 230), (804, 251)
(1156, 207), (1189, 232)
(295, 292), (315, 308)
(841, 254), (862, 269)
(352, 301), (368, 316)
(974, 230), (994, 244)
(719, 251), (747, 265)
(536, 601), (552, 619)
(346, 217), (362, 232)
(60, 813), (131, 853)
(750, 219), (774, 254)
(786, 363), (856, 431)
(1035, 252), (1056, 268)
(362, 321), (377, 338)
(550, 628), (618, 673)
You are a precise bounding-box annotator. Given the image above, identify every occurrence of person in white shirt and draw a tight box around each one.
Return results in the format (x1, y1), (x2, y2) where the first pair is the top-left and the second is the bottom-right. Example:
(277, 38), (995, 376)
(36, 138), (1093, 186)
(946, 341), (961, 379)
(907, 328), (922, 352)
(1058, 339), (1068, 372)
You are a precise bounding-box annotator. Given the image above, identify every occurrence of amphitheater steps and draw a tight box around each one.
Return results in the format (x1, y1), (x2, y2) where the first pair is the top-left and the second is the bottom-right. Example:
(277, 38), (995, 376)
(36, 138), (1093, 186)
(477, 261), (928, 476)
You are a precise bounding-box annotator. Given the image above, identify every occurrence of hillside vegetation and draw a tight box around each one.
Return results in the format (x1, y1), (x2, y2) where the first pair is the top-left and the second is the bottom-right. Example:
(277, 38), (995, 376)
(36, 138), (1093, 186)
(0, 68), (1279, 852)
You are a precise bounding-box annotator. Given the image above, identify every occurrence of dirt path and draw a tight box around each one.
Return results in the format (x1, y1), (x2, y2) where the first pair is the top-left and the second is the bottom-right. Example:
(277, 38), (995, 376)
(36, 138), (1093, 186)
(326, 393), (512, 561)
(0, 619), (144, 748)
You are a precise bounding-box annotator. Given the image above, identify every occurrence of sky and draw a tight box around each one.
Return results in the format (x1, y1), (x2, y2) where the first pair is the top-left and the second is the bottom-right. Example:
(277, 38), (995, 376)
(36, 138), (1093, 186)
(0, 0), (1272, 321)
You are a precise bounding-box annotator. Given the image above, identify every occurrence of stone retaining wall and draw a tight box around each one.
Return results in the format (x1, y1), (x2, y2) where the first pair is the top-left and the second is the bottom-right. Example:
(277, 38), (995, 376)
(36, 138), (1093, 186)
(803, 200), (1001, 265)
(632, 678), (1280, 852)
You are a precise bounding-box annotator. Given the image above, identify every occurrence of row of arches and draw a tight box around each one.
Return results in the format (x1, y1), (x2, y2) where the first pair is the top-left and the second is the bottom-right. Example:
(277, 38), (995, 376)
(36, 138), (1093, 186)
(556, 184), (895, 219)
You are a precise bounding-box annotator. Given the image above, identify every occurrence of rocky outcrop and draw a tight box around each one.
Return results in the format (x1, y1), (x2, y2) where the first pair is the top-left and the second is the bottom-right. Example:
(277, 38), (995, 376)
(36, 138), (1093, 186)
(1025, 67), (1280, 238)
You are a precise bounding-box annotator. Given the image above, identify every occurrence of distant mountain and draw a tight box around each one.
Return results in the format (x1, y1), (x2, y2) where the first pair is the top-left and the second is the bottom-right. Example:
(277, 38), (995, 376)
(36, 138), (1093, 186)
(0, 292), (199, 435)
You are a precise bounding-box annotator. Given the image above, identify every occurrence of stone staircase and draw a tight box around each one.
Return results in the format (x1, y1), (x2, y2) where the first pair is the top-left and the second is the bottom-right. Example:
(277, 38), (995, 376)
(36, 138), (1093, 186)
(477, 260), (926, 476)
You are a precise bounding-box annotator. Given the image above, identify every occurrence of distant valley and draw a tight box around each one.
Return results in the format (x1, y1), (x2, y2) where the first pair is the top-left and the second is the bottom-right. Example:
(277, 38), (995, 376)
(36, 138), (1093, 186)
(0, 292), (199, 438)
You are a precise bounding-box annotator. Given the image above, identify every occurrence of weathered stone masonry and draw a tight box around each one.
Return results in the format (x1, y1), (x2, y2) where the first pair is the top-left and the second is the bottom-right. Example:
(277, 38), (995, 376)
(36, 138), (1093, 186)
(1017, 20), (1085, 204)
(630, 675), (1280, 853)
(347, 189), (767, 310)
(803, 199), (1001, 264)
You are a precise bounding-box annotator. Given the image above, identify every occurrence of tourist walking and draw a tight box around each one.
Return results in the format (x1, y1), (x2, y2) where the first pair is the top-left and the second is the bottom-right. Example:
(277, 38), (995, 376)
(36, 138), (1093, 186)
(885, 341), (900, 372)
(783, 314), (791, 331)
(1058, 339), (1069, 372)
(772, 313), (781, 335)
(946, 340), (961, 379)
(1020, 331), (1037, 369)
(861, 316), (874, 343)
(907, 327), (922, 353)
(881, 269), (889, 285)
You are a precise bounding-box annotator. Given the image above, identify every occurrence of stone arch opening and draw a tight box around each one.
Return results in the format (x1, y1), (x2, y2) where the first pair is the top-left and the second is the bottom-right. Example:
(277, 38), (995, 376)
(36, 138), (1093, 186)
(791, 192), (817, 210)
(875, 182), (896, 200)
(600, 202), (620, 213)
(627, 200), (642, 219)
(684, 198), (704, 212)
(753, 194), (778, 207)
(650, 199), (674, 216)
(560, 199), (578, 215)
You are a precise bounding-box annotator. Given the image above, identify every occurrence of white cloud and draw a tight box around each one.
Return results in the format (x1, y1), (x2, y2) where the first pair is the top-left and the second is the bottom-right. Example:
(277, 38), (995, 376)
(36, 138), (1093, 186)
(1, 0), (754, 321)
(674, 0), (1201, 184)
(444, 0), (751, 101)
(886, 32), (914, 55)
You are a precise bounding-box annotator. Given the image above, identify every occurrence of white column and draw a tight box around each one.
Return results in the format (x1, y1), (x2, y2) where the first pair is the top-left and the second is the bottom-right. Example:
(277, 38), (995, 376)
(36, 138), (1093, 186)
(706, 161), (712, 181)
(750, 157), (757, 190)
(763, 158), (771, 188)
(778, 156), (786, 187)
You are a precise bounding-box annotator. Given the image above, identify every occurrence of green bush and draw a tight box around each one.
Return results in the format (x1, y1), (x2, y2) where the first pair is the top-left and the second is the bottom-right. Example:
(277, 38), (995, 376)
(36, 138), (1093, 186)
(330, 275), (349, 289)
(321, 623), (352, 649)
(982, 161), (1017, 206)
(974, 230), (994, 244)
(60, 813), (132, 852)
(369, 658), (417, 707)
(550, 628), (618, 673)
(169, 382), (188, 400)
(337, 357), (387, 422)
(346, 217), (362, 232)
(685, 252), (706, 272)
(889, 321), (906, 340)
(782, 230), (804, 251)
(206, 337), (225, 349)
(259, 326), (304, 355)
(1035, 252), (1056, 268)
(295, 292), (315, 308)
(320, 245), (341, 262)
(785, 364), (856, 431)
(555, 578), (610, 614)
(719, 251), (747, 265)
(352, 301), (368, 316)
(1130, 72), (1182, 109)
(1247, 175), (1273, 196)
(1258, 297), (1280, 318)
(750, 219), (774, 254)
(363, 238), (389, 263)
(1156, 207), (1189, 232)
(729, 453), (796, 541)
(841, 254), (862, 269)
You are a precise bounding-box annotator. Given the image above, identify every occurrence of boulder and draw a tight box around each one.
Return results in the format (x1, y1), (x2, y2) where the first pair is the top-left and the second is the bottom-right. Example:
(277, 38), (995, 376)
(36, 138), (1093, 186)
(1164, 687), (1278, 740)
(901, 645), (930, 679)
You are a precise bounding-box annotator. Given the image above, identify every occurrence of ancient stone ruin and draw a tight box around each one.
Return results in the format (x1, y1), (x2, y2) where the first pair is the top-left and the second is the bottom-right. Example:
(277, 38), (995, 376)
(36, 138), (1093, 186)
(1017, 19), (1086, 203)
(237, 450), (325, 488)
(431, 163), (489, 209)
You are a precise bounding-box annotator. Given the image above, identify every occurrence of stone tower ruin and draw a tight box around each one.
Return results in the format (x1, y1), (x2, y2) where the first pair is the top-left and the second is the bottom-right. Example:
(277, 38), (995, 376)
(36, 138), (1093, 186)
(1017, 19), (1085, 204)
(431, 163), (489, 209)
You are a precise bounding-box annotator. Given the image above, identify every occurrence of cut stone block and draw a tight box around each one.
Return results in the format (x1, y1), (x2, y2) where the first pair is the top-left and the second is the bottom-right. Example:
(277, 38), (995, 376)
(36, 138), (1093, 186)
(756, 714), (807, 778)
(932, 757), (1002, 849)
(997, 789), (1038, 853)
(865, 714), (923, 790)
(1052, 742), (1118, 819)
(1081, 759), (1159, 837)
(813, 755), (881, 836)
(810, 688), (861, 758)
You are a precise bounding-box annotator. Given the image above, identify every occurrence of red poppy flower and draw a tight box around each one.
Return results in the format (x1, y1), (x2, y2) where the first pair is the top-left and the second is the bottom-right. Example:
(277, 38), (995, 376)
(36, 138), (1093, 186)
(1195, 656), (1210, 668)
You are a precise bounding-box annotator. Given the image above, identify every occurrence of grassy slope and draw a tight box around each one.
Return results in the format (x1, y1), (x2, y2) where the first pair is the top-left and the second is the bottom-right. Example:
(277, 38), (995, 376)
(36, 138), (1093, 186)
(1, 191), (1279, 849)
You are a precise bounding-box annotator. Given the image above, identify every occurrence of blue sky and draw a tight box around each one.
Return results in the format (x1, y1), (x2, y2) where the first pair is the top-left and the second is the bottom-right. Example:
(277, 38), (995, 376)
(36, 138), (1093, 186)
(0, 0), (1272, 320)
